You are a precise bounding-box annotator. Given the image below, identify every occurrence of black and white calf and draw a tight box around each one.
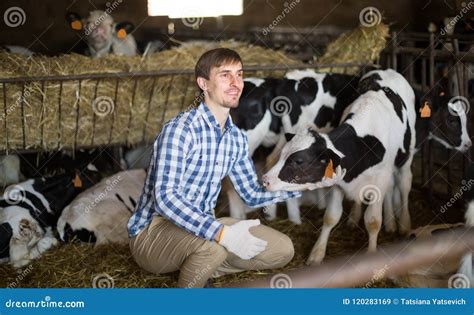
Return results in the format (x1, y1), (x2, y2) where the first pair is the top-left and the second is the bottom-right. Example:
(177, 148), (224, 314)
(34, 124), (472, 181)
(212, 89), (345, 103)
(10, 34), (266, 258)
(66, 11), (137, 58)
(228, 71), (359, 223)
(348, 80), (472, 234)
(262, 69), (416, 264)
(0, 164), (101, 268)
(57, 169), (146, 245)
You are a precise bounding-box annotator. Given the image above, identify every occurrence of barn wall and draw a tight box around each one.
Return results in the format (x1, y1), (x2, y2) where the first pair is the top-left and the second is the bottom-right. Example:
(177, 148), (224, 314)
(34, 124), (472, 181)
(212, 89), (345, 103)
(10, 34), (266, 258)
(0, 0), (470, 55)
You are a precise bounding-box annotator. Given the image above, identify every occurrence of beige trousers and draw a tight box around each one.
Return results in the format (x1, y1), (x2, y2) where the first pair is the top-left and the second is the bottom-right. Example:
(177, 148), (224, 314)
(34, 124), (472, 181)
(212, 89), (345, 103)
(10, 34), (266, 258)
(129, 216), (294, 288)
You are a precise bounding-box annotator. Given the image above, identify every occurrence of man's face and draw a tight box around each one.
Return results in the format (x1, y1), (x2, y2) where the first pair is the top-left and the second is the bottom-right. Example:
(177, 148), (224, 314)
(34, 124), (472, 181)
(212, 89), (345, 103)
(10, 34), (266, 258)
(201, 62), (244, 109)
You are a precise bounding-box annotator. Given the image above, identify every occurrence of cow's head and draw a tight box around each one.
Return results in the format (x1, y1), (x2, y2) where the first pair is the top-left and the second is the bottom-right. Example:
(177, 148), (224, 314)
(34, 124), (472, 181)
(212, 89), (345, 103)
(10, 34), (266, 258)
(40, 163), (102, 215)
(421, 87), (471, 152)
(262, 128), (342, 191)
(66, 11), (134, 47)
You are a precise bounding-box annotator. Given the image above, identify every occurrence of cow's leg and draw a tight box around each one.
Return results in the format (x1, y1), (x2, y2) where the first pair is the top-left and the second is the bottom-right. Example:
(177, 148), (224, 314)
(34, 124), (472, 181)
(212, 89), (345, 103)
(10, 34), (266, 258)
(347, 202), (362, 228)
(315, 188), (327, 210)
(28, 236), (58, 260)
(286, 197), (302, 225)
(264, 135), (286, 172)
(364, 178), (389, 252)
(227, 186), (247, 220)
(262, 203), (277, 221)
(306, 187), (344, 265)
(396, 163), (413, 235)
(383, 175), (397, 233)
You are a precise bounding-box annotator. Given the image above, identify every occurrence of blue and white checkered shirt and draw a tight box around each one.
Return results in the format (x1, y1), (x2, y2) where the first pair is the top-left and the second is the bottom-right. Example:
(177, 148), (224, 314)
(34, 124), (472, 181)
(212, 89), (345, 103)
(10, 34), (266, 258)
(128, 102), (301, 241)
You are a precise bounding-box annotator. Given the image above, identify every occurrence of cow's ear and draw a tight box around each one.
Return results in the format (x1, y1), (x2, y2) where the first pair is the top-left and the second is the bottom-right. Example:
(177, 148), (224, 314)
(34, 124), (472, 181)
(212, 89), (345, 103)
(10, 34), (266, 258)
(115, 22), (134, 39)
(285, 133), (295, 142)
(66, 12), (83, 30)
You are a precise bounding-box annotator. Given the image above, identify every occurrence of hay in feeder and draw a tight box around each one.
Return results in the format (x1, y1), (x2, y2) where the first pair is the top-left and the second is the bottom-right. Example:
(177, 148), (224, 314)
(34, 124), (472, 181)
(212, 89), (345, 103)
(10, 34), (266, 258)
(0, 40), (299, 152)
(317, 23), (389, 74)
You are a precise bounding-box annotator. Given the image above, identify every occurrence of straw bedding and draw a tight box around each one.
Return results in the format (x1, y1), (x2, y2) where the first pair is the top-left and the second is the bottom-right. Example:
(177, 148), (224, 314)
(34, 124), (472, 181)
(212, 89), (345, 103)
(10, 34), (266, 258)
(0, 187), (458, 288)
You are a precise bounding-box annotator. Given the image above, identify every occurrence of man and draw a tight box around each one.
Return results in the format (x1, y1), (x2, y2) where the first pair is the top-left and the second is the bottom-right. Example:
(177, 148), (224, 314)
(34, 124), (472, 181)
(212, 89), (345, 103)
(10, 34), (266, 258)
(128, 48), (328, 288)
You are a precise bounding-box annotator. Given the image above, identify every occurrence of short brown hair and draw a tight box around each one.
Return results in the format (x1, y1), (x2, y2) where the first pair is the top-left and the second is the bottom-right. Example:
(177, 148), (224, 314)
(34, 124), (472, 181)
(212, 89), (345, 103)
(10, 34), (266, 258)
(195, 48), (242, 80)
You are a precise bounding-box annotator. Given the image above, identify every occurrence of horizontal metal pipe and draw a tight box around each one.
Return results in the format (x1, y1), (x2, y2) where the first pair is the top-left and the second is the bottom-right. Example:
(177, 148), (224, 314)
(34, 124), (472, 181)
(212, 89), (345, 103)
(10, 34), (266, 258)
(0, 63), (373, 83)
(226, 227), (474, 288)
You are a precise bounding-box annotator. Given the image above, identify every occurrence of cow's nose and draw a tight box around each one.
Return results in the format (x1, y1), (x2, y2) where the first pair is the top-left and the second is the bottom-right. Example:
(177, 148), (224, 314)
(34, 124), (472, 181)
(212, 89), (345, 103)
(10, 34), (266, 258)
(262, 175), (270, 187)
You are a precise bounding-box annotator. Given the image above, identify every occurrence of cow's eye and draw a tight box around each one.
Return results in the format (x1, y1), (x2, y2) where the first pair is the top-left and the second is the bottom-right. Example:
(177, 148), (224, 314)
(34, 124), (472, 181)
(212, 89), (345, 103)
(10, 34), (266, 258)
(294, 158), (304, 165)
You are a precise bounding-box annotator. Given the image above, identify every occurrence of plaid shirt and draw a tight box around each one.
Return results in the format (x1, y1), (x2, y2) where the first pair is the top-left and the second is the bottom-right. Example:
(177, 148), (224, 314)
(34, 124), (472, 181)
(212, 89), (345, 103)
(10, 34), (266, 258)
(128, 102), (301, 241)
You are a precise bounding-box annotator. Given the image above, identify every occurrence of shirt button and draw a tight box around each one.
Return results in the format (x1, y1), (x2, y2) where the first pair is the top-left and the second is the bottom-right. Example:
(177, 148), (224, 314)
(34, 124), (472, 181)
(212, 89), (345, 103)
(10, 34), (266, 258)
(215, 162), (218, 165)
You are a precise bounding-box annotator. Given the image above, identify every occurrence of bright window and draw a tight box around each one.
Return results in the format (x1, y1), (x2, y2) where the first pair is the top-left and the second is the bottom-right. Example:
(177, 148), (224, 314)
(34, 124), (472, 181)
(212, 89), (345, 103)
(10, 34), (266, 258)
(147, 0), (243, 18)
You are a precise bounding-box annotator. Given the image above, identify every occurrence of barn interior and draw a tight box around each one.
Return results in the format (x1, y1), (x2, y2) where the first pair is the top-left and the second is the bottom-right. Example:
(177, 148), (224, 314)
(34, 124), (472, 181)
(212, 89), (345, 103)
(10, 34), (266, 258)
(0, 0), (473, 288)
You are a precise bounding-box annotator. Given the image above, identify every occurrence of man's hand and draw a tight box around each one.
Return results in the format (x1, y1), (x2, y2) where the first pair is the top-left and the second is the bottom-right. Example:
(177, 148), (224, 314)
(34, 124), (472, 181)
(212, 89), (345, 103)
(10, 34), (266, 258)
(218, 219), (268, 260)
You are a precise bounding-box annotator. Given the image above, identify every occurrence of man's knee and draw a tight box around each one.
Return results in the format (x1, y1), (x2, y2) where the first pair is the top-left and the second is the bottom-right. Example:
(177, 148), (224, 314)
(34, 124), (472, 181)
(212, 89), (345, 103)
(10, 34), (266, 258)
(266, 234), (294, 267)
(200, 240), (229, 265)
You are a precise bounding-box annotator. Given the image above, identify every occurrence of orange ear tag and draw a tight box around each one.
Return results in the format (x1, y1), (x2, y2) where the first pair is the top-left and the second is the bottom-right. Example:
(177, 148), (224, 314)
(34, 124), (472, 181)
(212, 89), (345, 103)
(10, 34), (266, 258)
(71, 20), (82, 30)
(420, 102), (431, 118)
(117, 29), (127, 39)
(324, 159), (334, 178)
(72, 172), (83, 188)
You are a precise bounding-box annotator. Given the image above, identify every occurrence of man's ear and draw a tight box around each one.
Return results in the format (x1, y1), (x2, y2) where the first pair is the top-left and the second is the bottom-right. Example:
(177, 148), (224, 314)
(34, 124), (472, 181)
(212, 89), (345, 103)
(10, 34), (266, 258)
(196, 77), (208, 91)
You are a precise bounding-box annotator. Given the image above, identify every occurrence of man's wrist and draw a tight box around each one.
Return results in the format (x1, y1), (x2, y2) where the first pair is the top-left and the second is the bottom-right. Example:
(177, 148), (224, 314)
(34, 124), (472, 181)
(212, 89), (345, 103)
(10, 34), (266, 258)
(215, 226), (224, 242)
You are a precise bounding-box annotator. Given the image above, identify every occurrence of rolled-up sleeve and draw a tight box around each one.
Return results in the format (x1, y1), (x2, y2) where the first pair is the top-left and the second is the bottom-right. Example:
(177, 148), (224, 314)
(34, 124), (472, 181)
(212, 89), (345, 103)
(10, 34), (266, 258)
(153, 122), (222, 241)
(229, 133), (302, 208)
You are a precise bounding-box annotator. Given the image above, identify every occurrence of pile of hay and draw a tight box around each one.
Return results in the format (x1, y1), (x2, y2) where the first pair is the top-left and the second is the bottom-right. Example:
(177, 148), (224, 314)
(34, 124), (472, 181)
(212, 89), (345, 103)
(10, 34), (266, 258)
(318, 23), (389, 74)
(0, 40), (299, 152)
(1, 185), (449, 289)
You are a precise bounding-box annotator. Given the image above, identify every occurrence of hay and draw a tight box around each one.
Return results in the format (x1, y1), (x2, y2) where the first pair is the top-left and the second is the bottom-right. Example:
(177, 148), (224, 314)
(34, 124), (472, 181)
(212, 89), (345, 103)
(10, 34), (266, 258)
(3, 184), (447, 289)
(0, 40), (299, 152)
(317, 23), (389, 74)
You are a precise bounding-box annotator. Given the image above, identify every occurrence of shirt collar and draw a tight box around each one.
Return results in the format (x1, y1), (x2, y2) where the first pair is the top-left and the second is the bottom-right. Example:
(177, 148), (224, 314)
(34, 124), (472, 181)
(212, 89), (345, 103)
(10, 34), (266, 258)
(198, 102), (234, 132)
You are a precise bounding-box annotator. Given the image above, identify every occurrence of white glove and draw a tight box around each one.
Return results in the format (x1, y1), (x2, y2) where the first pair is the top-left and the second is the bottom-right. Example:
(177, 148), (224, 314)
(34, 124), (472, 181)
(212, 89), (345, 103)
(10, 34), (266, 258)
(219, 219), (268, 260)
(309, 165), (347, 190)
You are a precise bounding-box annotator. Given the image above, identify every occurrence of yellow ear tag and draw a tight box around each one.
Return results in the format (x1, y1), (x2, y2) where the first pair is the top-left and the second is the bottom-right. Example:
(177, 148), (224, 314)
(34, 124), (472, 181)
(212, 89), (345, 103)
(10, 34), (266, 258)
(72, 172), (83, 188)
(420, 102), (431, 118)
(324, 159), (334, 178)
(71, 20), (82, 30)
(117, 29), (127, 39)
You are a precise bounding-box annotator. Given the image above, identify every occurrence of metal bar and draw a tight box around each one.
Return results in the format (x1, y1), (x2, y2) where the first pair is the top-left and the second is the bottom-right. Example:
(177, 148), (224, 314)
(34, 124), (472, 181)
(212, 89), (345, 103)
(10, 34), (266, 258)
(391, 31), (398, 70)
(179, 75), (192, 112)
(227, 227), (474, 288)
(20, 83), (26, 149)
(40, 81), (45, 149)
(159, 75), (174, 130)
(108, 78), (119, 144)
(73, 80), (81, 151)
(57, 81), (63, 151)
(2, 83), (8, 152)
(126, 79), (138, 146)
(91, 79), (100, 146)
(142, 77), (157, 143)
(0, 63), (374, 83)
